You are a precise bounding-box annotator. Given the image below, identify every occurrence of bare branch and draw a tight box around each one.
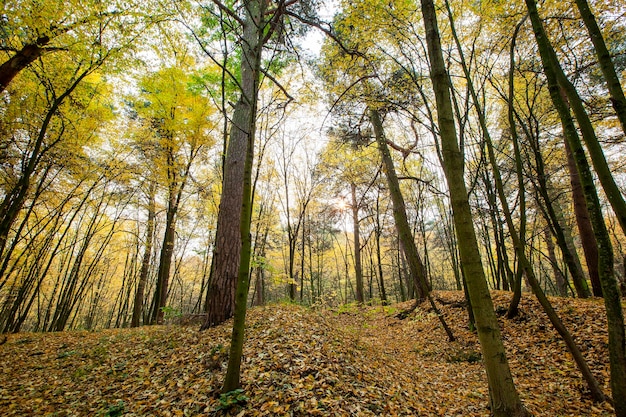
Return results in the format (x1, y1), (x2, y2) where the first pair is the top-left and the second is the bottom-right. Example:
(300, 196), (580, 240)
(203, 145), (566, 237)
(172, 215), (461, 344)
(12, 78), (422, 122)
(209, 0), (245, 26)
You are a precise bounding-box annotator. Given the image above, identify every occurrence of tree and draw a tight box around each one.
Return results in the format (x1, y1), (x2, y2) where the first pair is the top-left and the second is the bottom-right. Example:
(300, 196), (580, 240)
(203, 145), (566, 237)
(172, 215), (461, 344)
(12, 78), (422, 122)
(130, 60), (216, 325)
(419, 0), (529, 414)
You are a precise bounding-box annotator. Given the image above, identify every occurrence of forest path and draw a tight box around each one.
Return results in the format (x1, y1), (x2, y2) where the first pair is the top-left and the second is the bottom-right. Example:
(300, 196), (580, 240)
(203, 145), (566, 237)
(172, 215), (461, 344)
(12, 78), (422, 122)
(0, 291), (616, 416)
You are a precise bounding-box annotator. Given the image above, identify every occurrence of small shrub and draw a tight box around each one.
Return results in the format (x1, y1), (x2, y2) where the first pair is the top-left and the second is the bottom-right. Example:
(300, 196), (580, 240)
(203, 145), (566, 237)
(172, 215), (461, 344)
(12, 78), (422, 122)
(216, 389), (249, 411)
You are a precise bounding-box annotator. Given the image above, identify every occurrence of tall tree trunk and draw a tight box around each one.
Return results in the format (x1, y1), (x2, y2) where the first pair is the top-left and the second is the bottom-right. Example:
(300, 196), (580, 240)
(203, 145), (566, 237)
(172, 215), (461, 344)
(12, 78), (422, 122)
(370, 110), (428, 303)
(446, 1), (607, 400)
(522, 105), (590, 298)
(202, 26), (256, 326)
(371, 109), (454, 340)
(419, 1), (528, 414)
(528, 3), (626, 238)
(221, 0), (264, 392)
(526, 0), (626, 412)
(502, 15), (528, 317)
(151, 173), (179, 324)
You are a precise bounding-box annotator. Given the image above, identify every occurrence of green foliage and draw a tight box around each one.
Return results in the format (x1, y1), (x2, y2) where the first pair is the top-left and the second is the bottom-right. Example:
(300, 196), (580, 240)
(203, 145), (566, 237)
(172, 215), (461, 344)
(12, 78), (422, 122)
(100, 400), (125, 417)
(216, 389), (249, 411)
(160, 306), (182, 321)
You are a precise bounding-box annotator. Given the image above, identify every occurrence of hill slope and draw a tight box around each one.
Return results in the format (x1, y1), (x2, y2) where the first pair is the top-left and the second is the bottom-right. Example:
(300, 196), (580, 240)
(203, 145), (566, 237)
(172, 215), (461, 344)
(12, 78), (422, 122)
(0, 291), (617, 416)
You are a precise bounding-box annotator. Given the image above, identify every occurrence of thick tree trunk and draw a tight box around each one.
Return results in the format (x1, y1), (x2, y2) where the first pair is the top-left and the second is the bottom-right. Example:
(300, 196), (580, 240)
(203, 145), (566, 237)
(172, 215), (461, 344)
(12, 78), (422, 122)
(0, 37), (49, 92)
(221, 0), (263, 392)
(419, 0), (528, 414)
(202, 22), (259, 326)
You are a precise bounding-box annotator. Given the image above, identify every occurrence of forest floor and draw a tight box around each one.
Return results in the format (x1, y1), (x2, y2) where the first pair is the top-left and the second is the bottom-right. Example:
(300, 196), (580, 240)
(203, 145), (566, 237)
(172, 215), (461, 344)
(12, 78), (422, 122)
(0, 291), (619, 416)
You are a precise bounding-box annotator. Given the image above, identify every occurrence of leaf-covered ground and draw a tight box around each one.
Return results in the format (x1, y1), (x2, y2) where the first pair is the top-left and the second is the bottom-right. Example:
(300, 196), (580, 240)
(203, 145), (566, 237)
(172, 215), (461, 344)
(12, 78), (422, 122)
(0, 291), (618, 416)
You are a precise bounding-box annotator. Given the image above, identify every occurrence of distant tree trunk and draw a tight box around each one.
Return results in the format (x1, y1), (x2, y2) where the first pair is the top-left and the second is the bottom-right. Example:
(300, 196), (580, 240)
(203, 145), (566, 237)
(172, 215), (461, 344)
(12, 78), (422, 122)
(526, 0), (626, 412)
(375, 193), (388, 305)
(564, 115), (602, 296)
(350, 182), (365, 304)
(151, 151), (185, 325)
(545, 228), (568, 296)
(131, 182), (156, 327)
(420, 0), (528, 414)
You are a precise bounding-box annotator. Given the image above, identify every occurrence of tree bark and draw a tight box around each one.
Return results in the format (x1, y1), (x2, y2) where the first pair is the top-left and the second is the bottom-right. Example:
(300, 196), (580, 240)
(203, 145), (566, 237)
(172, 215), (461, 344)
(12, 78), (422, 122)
(0, 37), (49, 92)
(220, 0), (264, 393)
(564, 138), (602, 296)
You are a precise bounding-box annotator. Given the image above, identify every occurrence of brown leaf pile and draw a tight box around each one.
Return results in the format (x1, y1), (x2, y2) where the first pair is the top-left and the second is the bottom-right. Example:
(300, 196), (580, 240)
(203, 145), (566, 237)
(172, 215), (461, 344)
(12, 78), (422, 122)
(0, 291), (618, 416)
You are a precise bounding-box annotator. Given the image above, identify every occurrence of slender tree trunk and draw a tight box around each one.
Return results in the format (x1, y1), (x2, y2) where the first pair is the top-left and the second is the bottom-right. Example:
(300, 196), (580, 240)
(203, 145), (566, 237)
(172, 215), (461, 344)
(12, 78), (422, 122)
(502, 15), (528, 317)
(371, 109), (454, 340)
(545, 229), (568, 296)
(528, 3), (626, 238)
(446, 2), (607, 400)
(0, 70), (90, 263)
(371, 111), (428, 302)
(375, 194), (388, 305)
(419, 1), (528, 414)
(573, 0), (626, 135)
(525, 118), (590, 297)
(351, 182), (365, 303)
(526, 0), (626, 412)
(151, 184), (178, 325)
(131, 182), (155, 327)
